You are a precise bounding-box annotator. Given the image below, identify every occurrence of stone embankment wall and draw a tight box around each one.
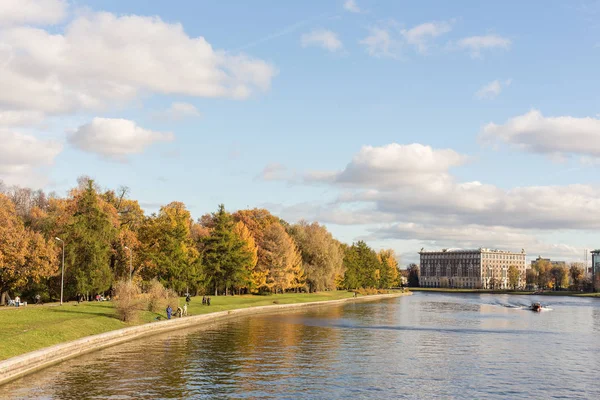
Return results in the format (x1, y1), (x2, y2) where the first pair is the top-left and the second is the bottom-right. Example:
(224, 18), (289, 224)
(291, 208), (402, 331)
(0, 292), (411, 386)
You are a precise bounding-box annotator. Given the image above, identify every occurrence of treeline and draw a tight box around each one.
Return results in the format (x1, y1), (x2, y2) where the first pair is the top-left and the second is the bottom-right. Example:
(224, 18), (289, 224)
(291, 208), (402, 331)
(0, 178), (403, 303)
(527, 259), (592, 291)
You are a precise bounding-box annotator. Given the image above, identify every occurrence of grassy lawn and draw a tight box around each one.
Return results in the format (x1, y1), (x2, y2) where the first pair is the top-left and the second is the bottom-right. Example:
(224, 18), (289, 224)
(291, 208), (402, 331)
(411, 287), (600, 297)
(0, 291), (356, 361)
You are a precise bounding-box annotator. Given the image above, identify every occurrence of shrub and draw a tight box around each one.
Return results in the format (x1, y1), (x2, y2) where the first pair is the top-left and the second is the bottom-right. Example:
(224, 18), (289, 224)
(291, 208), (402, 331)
(114, 280), (144, 322)
(146, 279), (169, 313)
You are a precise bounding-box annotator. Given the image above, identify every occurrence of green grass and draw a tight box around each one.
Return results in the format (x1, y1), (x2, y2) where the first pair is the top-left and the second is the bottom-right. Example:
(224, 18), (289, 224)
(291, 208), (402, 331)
(0, 291), (357, 361)
(411, 287), (600, 297)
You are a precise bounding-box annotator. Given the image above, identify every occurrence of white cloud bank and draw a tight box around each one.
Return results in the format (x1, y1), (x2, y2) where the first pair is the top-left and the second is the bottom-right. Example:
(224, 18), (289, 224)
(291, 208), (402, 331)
(301, 29), (343, 52)
(481, 110), (600, 158)
(0, 11), (277, 114)
(68, 118), (174, 160)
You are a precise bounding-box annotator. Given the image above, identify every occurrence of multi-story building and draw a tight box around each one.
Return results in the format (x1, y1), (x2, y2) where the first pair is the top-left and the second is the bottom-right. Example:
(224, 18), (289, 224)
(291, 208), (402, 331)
(530, 256), (566, 268)
(419, 248), (527, 289)
(592, 250), (600, 291)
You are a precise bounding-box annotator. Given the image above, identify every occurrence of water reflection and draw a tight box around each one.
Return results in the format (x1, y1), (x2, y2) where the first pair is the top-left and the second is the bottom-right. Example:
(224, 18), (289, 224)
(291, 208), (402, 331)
(2, 293), (600, 399)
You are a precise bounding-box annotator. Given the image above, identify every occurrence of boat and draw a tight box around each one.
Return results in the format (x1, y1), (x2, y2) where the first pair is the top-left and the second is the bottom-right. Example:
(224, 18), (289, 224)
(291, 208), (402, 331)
(530, 302), (542, 312)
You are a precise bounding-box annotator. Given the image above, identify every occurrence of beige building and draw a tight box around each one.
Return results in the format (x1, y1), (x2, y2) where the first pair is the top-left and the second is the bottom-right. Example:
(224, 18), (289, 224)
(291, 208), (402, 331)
(419, 248), (527, 289)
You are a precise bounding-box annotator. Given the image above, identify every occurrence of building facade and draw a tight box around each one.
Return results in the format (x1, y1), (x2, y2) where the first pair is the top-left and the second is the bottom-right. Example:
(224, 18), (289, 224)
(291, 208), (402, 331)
(592, 250), (600, 291)
(419, 248), (527, 289)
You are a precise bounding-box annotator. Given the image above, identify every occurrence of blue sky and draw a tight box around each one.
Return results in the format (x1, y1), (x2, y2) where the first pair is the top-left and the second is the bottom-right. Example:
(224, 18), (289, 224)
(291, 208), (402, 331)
(1, 0), (600, 264)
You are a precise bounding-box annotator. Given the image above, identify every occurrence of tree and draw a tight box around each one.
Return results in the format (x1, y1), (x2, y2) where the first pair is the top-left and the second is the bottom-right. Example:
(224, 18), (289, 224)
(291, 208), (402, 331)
(202, 205), (254, 295)
(288, 221), (344, 292)
(342, 241), (380, 289)
(532, 259), (552, 290)
(507, 265), (522, 290)
(232, 221), (259, 293)
(139, 202), (201, 293)
(62, 181), (117, 298)
(261, 223), (304, 293)
(569, 263), (584, 291)
(550, 264), (569, 290)
(378, 249), (399, 289)
(0, 194), (58, 303)
(526, 269), (537, 289)
(407, 264), (420, 287)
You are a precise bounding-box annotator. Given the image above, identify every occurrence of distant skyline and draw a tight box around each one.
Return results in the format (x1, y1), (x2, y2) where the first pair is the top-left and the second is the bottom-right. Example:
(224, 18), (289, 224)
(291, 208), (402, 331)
(1, 0), (599, 264)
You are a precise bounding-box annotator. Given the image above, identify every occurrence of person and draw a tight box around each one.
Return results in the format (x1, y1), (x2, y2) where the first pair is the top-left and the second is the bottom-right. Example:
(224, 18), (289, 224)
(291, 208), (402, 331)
(35, 294), (42, 305)
(176, 307), (183, 318)
(207, 296), (211, 306)
(186, 294), (191, 304)
(183, 303), (188, 316)
(202, 295), (206, 305)
(166, 305), (172, 320)
(15, 295), (21, 307)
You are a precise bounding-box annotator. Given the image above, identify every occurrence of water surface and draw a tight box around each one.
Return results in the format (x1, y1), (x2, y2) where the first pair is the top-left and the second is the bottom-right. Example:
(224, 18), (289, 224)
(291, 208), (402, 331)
(2, 292), (599, 399)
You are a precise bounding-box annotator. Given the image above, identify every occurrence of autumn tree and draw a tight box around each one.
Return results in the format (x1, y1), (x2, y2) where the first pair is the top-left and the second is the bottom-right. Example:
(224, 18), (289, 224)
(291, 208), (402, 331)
(202, 205), (254, 295)
(407, 263), (420, 287)
(232, 221), (259, 293)
(288, 221), (344, 292)
(525, 268), (537, 289)
(261, 223), (304, 293)
(550, 264), (569, 290)
(378, 249), (399, 289)
(507, 265), (522, 290)
(532, 259), (552, 290)
(0, 194), (58, 303)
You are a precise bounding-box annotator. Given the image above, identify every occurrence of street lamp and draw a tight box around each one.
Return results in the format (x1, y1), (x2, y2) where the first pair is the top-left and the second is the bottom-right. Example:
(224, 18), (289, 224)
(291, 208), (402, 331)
(55, 237), (65, 305)
(124, 246), (132, 281)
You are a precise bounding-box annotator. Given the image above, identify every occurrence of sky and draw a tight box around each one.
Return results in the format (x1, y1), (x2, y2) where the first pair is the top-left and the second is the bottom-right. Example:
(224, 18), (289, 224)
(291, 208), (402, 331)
(1, 0), (600, 265)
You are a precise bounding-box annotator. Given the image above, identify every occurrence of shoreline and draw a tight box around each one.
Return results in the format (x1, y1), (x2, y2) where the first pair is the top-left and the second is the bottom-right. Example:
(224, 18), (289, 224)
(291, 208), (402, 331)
(0, 291), (411, 386)
(410, 288), (600, 297)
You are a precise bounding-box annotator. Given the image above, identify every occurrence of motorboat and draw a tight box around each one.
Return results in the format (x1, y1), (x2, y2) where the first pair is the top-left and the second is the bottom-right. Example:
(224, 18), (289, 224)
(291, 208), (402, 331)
(530, 302), (542, 312)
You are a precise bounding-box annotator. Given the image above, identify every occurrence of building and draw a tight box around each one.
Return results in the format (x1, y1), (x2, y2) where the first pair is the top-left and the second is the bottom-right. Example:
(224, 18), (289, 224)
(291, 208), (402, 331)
(419, 248), (527, 289)
(592, 250), (600, 291)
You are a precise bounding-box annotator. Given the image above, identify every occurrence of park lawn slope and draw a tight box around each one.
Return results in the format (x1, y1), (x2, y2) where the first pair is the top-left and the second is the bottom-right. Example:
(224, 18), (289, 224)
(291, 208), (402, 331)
(0, 291), (355, 361)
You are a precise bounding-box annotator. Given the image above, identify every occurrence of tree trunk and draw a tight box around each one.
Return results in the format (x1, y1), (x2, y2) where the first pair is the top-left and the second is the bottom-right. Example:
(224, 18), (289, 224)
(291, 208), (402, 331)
(0, 291), (7, 306)
(214, 282), (217, 297)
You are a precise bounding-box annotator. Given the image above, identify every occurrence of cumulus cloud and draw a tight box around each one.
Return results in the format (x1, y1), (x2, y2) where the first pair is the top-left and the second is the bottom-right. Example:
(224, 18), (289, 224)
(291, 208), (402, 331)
(475, 79), (511, 99)
(0, 11), (276, 114)
(343, 0), (361, 13)
(456, 34), (511, 57)
(0, 130), (62, 186)
(0, 0), (67, 26)
(480, 110), (600, 158)
(68, 118), (174, 160)
(301, 29), (343, 52)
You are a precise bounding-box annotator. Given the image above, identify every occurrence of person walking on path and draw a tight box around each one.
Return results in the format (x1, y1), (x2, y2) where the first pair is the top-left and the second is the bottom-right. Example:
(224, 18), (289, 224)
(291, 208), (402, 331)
(166, 305), (173, 320)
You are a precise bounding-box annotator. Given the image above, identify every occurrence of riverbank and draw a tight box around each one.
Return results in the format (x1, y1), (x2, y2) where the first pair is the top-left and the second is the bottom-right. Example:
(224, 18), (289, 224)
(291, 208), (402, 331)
(0, 291), (410, 386)
(411, 288), (600, 297)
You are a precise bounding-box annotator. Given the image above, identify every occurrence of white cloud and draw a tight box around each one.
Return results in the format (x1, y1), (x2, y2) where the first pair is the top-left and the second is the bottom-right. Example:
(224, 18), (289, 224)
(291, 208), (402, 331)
(480, 110), (600, 158)
(360, 20), (453, 58)
(359, 26), (400, 58)
(456, 34), (511, 57)
(0, 0), (67, 26)
(305, 143), (468, 187)
(0, 11), (276, 114)
(68, 118), (174, 160)
(0, 110), (45, 127)
(401, 21), (452, 54)
(259, 163), (291, 181)
(343, 0), (361, 13)
(301, 29), (343, 52)
(155, 102), (201, 121)
(475, 79), (511, 100)
(0, 129), (62, 186)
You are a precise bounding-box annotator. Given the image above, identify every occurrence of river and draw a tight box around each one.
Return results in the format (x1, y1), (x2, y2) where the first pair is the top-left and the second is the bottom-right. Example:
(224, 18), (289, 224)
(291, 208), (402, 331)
(2, 292), (600, 399)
